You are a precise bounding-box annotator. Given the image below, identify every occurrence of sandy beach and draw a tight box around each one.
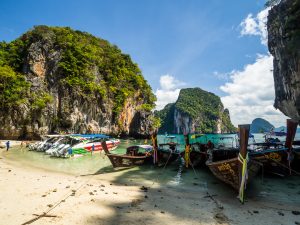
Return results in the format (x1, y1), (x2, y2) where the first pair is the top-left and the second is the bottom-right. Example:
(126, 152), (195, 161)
(1, 144), (300, 225)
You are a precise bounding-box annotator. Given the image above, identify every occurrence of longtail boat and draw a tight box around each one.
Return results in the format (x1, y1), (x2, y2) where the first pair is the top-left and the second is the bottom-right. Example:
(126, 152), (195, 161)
(292, 146), (300, 172)
(183, 134), (239, 168)
(102, 141), (152, 168)
(249, 119), (298, 176)
(157, 135), (181, 166)
(206, 124), (261, 203)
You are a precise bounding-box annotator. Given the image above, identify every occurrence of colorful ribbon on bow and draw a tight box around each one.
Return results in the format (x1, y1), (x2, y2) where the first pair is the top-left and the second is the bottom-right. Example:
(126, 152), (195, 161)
(238, 152), (249, 203)
(184, 144), (190, 168)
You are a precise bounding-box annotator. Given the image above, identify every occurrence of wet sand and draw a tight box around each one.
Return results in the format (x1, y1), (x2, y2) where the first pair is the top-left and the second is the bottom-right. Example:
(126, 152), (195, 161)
(1, 144), (300, 225)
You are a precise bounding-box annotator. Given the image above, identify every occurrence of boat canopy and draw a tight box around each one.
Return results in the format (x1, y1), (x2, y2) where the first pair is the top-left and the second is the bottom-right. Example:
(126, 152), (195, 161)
(165, 135), (176, 139)
(133, 145), (153, 150)
(69, 134), (110, 139)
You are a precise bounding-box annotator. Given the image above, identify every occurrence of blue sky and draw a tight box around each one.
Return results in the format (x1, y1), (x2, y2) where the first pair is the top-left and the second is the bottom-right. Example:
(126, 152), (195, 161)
(0, 0), (287, 126)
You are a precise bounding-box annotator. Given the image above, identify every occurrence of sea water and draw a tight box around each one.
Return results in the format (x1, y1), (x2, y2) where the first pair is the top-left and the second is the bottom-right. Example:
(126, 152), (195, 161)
(3, 133), (300, 176)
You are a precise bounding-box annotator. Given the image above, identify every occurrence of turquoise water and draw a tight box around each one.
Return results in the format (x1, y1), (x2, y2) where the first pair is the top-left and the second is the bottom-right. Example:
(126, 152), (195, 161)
(4, 138), (146, 176)
(3, 134), (236, 179)
(3, 136), (213, 188)
(3, 133), (300, 177)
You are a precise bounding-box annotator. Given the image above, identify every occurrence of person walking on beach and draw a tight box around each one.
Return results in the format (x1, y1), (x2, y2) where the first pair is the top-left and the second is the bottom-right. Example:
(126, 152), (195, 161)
(91, 144), (95, 155)
(6, 141), (10, 151)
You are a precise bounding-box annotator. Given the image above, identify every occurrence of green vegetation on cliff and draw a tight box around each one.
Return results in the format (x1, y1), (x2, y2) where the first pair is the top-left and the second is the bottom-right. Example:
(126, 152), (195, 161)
(0, 26), (156, 137)
(0, 65), (30, 111)
(0, 25), (155, 120)
(154, 103), (175, 133)
(155, 88), (236, 134)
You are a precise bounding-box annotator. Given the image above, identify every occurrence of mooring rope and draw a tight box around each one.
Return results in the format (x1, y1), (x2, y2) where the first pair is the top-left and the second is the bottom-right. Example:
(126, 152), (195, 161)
(21, 175), (95, 225)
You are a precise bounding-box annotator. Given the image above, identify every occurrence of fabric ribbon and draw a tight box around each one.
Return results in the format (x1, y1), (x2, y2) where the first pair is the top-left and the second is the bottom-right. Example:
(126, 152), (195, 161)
(238, 152), (249, 203)
(184, 145), (191, 168)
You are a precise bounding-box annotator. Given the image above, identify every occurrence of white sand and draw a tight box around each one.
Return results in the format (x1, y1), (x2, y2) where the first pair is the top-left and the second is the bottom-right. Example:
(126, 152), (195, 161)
(0, 147), (300, 225)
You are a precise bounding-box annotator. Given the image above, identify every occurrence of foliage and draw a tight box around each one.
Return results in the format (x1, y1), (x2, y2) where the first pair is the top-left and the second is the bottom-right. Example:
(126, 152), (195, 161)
(175, 88), (221, 133)
(31, 92), (53, 110)
(155, 88), (236, 133)
(154, 103), (175, 133)
(221, 109), (237, 132)
(0, 65), (30, 111)
(136, 103), (153, 112)
(148, 115), (161, 132)
(175, 88), (221, 120)
(0, 26), (156, 127)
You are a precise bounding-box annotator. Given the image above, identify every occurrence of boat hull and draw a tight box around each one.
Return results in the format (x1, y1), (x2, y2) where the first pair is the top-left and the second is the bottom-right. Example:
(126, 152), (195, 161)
(106, 154), (150, 168)
(157, 150), (181, 166)
(250, 149), (290, 176)
(207, 157), (261, 191)
(72, 140), (120, 154)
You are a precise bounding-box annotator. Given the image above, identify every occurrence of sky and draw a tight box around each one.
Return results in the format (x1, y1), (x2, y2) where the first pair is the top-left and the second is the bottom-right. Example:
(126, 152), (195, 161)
(0, 0), (288, 127)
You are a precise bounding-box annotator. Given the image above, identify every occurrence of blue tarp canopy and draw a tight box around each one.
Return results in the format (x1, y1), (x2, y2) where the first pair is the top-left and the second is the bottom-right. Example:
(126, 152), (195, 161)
(69, 134), (110, 139)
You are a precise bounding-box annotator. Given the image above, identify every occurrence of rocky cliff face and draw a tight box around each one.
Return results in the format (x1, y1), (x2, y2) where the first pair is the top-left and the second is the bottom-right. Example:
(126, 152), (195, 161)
(268, 0), (300, 121)
(0, 26), (156, 139)
(155, 88), (236, 134)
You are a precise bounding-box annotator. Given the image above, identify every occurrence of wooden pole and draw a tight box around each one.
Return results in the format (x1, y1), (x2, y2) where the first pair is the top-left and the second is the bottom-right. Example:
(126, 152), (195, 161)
(151, 132), (158, 165)
(238, 124), (250, 159)
(101, 140), (116, 167)
(285, 119), (298, 175)
(285, 119), (298, 149)
(238, 124), (250, 203)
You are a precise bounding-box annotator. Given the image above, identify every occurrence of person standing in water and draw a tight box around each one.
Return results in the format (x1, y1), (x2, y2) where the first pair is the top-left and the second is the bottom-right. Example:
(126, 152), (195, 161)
(91, 144), (95, 155)
(6, 141), (10, 151)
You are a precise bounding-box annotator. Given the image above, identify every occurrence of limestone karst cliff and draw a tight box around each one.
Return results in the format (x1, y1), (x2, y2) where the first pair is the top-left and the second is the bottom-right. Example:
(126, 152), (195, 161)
(268, 0), (300, 121)
(0, 26), (156, 139)
(155, 88), (236, 134)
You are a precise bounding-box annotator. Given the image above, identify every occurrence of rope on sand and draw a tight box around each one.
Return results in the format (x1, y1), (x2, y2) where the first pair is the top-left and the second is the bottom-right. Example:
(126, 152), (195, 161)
(21, 176), (94, 225)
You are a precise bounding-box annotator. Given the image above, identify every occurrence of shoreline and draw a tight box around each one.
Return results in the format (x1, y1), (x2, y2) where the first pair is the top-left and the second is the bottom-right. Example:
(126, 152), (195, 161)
(1, 148), (300, 225)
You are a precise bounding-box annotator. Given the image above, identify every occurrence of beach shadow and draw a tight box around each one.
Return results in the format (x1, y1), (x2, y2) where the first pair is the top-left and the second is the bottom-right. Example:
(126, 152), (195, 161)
(83, 162), (235, 225)
(80, 166), (132, 176)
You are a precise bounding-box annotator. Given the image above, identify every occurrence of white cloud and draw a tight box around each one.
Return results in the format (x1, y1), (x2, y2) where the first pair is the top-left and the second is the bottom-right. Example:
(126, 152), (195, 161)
(155, 75), (185, 110)
(220, 54), (288, 127)
(240, 8), (270, 45)
(213, 71), (231, 81)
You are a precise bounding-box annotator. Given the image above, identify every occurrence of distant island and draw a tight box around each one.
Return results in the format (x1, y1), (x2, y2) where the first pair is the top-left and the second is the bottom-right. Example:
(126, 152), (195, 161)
(155, 88), (236, 134)
(250, 117), (300, 133)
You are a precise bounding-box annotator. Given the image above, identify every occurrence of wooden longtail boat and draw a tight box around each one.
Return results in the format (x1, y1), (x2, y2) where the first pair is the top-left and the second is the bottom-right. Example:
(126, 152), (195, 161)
(206, 124), (261, 203)
(188, 143), (208, 167)
(150, 133), (181, 167)
(157, 143), (181, 165)
(157, 136), (181, 166)
(250, 119), (298, 176)
(102, 141), (152, 168)
(183, 134), (239, 168)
